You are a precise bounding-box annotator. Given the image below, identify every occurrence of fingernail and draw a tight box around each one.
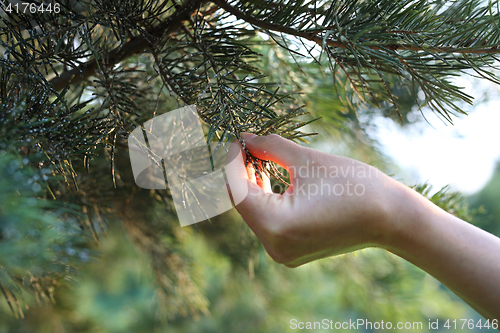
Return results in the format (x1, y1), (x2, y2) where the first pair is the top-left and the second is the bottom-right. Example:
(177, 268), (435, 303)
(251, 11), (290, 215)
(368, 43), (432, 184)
(240, 132), (257, 141)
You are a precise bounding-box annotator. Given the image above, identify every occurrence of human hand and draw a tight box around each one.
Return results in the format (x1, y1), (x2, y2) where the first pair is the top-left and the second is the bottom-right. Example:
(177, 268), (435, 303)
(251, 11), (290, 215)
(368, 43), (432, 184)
(226, 133), (500, 321)
(225, 133), (400, 267)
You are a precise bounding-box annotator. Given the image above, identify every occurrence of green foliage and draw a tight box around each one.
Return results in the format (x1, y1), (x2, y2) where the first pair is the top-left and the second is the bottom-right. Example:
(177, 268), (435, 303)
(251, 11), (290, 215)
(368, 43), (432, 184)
(0, 222), (472, 333)
(468, 163), (500, 235)
(0, 151), (88, 319)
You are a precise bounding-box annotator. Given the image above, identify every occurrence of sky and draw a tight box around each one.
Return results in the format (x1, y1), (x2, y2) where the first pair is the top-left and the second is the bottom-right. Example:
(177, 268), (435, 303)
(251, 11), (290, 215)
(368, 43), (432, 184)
(374, 76), (500, 195)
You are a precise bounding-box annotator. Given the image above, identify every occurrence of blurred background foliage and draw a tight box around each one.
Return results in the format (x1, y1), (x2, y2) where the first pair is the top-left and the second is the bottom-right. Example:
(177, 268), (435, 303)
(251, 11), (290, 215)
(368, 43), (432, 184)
(1, 0), (500, 332)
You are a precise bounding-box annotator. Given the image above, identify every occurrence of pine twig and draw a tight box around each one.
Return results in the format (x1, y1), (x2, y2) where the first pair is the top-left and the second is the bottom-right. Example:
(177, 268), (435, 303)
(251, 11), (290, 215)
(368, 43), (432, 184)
(211, 0), (500, 55)
(49, 0), (206, 91)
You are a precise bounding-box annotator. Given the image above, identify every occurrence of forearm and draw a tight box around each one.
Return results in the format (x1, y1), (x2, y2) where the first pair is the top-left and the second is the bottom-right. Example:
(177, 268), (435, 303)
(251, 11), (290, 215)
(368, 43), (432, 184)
(383, 182), (500, 320)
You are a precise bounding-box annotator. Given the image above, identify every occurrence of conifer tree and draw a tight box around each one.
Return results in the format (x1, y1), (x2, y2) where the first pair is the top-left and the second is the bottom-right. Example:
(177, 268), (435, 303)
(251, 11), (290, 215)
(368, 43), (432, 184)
(0, 0), (498, 319)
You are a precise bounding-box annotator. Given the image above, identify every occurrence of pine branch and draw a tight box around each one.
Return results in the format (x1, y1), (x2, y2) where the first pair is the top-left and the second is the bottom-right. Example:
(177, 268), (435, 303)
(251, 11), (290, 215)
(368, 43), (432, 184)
(49, 0), (205, 91)
(212, 0), (500, 55)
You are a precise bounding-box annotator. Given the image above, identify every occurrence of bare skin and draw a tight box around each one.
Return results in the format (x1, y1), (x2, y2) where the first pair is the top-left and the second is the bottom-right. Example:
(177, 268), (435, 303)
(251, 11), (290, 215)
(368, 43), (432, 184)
(225, 133), (500, 321)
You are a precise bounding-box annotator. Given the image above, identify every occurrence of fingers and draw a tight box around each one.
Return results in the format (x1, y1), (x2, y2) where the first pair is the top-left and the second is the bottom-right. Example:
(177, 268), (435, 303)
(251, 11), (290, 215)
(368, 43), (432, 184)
(256, 166), (272, 194)
(240, 133), (305, 169)
(225, 139), (264, 207)
(246, 161), (257, 184)
(225, 139), (278, 223)
(245, 159), (272, 194)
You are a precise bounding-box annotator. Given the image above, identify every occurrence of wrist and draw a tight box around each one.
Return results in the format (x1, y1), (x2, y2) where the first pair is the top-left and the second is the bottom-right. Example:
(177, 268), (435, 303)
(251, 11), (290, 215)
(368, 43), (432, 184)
(375, 179), (435, 253)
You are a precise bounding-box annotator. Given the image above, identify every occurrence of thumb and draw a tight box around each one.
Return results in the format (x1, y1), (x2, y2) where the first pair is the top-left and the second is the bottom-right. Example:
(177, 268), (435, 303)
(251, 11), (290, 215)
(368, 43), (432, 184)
(240, 133), (305, 169)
